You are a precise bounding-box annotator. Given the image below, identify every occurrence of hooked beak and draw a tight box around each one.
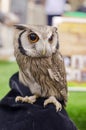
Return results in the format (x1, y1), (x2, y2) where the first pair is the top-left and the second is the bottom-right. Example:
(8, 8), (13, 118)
(42, 43), (46, 55)
(42, 49), (46, 55)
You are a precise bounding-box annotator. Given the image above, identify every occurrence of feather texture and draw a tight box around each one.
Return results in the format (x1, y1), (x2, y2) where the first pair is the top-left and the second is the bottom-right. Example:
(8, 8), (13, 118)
(14, 24), (68, 107)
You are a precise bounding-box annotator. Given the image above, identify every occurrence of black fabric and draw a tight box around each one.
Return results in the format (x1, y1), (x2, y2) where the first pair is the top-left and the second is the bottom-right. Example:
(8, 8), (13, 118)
(0, 72), (77, 130)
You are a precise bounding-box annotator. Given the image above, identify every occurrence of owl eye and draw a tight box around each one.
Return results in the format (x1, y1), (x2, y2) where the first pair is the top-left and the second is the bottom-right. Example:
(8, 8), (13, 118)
(48, 34), (54, 43)
(28, 33), (39, 43)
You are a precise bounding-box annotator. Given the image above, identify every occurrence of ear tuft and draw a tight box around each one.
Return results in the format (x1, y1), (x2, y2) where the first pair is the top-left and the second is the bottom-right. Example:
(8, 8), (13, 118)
(53, 26), (58, 33)
(14, 24), (27, 30)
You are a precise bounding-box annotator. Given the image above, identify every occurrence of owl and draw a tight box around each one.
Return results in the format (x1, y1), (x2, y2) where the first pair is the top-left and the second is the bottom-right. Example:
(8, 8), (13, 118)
(14, 24), (68, 111)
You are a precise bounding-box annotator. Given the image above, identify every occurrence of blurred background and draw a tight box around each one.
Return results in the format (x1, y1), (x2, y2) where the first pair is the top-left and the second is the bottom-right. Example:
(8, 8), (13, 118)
(0, 0), (86, 130)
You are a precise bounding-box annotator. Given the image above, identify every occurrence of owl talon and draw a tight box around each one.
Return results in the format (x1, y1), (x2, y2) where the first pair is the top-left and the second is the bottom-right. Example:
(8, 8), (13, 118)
(15, 95), (37, 104)
(15, 96), (23, 102)
(44, 96), (62, 112)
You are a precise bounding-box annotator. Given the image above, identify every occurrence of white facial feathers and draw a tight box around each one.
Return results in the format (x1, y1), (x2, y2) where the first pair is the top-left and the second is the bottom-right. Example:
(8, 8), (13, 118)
(14, 24), (59, 57)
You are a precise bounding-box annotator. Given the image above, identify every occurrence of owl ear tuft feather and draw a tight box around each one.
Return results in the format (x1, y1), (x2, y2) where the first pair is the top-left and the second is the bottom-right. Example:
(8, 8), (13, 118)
(14, 24), (27, 30)
(53, 26), (58, 33)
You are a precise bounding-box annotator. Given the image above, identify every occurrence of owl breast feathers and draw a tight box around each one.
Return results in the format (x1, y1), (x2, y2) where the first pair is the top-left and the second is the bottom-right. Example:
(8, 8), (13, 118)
(14, 24), (68, 110)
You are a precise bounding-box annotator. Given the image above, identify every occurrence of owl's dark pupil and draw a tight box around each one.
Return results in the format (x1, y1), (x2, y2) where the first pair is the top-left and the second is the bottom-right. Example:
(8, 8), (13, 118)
(28, 33), (39, 43)
(29, 33), (37, 41)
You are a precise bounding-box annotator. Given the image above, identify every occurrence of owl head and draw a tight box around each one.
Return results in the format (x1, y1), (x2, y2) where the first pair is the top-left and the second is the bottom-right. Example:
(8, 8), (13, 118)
(14, 24), (59, 58)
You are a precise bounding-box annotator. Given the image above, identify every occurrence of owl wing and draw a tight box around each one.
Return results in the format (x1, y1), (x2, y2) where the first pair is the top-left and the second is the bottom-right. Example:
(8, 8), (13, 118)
(48, 50), (68, 102)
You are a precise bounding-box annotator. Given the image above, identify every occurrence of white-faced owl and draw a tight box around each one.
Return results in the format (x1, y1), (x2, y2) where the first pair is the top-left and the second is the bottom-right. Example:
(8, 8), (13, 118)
(14, 24), (68, 111)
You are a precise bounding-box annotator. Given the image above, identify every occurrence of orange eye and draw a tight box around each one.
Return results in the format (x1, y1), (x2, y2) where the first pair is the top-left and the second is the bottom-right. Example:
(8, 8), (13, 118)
(28, 33), (39, 43)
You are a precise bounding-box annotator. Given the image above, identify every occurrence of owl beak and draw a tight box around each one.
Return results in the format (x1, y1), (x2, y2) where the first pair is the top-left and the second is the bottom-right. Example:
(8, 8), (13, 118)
(42, 49), (46, 55)
(42, 43), (46, 55)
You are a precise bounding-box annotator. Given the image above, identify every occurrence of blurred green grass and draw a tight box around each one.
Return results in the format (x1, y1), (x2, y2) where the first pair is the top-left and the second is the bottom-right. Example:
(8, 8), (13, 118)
(0, 60), (18, 98)
(66, 92), (86, 130)
(68, 81), (86, 87)
(0, 60), (86, 130)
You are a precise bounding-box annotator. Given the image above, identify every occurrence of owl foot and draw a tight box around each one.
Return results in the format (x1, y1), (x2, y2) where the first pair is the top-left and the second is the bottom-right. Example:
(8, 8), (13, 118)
(44, 96), (62, 112)
(15, 95), (37, 104)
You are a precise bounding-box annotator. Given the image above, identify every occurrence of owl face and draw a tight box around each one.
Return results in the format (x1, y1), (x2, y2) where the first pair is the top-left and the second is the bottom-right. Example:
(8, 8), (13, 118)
(14, 24), (59, 58)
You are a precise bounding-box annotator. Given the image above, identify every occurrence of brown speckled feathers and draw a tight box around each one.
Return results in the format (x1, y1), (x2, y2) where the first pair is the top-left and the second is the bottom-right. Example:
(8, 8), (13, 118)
(15, 49), (67, 104)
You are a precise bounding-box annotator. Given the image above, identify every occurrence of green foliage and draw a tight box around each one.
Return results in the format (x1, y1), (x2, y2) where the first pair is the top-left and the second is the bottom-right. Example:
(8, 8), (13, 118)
(0, 61), (86, 130)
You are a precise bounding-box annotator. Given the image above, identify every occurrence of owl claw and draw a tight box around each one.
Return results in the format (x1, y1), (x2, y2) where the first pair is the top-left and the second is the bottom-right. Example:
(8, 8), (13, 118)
(44, 96), (62, 112)
(15, 95), (37, 104)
